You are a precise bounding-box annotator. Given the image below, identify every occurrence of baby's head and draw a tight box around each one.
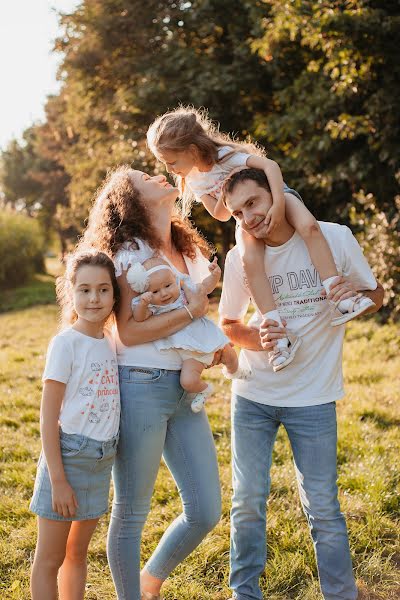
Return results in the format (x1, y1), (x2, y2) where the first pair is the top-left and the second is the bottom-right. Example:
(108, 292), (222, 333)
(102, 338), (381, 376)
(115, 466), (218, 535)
(127, 257), (180, 306)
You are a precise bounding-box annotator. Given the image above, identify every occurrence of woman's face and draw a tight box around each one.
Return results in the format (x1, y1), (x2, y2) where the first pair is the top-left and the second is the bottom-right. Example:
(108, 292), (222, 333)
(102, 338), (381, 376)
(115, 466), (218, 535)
(129, 170), (179, 204)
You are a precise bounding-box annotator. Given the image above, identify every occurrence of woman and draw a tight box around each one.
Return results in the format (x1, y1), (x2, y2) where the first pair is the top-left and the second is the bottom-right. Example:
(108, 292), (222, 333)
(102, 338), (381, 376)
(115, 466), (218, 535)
(80, 166), (221, 600)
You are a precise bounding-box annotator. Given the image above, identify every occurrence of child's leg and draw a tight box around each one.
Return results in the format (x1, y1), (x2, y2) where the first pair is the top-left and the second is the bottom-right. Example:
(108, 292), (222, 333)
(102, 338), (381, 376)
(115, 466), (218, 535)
(284, 193), (338, 281)
(180, 359), (207, 394)
(31, 517), (71, 600)
(236, 225), (277, 315)
(285, 195), (375, 322)
(58, 517), (99, 600)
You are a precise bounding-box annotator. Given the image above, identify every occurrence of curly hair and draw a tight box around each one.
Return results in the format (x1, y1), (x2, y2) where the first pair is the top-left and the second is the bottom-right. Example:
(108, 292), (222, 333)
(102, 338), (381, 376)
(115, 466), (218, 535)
(56, 250), (120, 329)
(79, 165), (212, 261)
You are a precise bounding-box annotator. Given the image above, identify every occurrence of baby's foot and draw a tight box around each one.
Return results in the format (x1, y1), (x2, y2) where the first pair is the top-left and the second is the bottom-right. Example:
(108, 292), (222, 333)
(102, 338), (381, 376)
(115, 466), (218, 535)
(190, 383), (213, 413)
(331, 294), (375, 326)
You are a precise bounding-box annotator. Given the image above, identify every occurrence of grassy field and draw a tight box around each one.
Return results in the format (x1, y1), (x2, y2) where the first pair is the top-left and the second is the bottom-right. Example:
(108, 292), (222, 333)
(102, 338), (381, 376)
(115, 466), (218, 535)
(0, 278), (399, 599)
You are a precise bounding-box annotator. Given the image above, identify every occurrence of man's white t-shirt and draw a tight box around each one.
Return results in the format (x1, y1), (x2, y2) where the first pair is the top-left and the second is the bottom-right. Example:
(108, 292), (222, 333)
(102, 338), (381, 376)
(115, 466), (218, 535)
(186, 146), (250, 201)
(43, 328), (120, 440)
(219, 222), (377, 407)
(114, 239), (211, 369)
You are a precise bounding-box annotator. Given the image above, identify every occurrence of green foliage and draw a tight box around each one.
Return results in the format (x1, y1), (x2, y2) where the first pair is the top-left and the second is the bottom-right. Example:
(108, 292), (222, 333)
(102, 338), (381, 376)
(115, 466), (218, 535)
(0, 211), (45, 289)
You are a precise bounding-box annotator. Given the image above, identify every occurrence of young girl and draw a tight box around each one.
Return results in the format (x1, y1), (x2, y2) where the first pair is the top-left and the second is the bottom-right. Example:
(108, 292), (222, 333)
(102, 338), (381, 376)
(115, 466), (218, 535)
(30, 251), (120, 600)
(147, 107), (375, 371)
(127, 255), (249, 412)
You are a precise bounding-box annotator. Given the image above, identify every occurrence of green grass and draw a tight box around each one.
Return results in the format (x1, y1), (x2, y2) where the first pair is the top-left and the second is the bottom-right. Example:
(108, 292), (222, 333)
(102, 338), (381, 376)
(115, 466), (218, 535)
(0, 290), (399, 599)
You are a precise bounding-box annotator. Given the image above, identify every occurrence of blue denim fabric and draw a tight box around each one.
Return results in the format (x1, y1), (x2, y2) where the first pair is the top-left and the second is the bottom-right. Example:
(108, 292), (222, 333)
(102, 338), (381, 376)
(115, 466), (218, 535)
(107, 366), (221, 600)
(230, 395), (357, 600)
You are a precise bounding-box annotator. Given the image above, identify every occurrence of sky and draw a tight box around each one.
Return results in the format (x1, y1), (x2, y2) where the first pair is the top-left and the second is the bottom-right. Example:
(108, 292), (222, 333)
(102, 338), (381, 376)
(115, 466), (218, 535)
(0, 0), (80, 151)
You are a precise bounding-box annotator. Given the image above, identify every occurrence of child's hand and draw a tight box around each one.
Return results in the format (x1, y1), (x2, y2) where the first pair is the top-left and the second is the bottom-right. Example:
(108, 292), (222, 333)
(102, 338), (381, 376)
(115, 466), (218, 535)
(265, 203), (285, 235)
(52, 479), (79, 518)
(140, 291), (154, 305)
(208, 257), (221, 281)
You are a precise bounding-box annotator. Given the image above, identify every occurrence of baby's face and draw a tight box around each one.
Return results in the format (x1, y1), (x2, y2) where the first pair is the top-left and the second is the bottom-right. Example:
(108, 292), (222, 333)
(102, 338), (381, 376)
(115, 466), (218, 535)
(147, 269), (180, 305)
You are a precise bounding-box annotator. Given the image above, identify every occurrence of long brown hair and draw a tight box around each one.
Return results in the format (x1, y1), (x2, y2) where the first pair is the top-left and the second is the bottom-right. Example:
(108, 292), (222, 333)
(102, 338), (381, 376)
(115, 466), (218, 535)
(147, 105), (265, 215)
(56, 250), (120, 329)
(79, 165), (212, 260)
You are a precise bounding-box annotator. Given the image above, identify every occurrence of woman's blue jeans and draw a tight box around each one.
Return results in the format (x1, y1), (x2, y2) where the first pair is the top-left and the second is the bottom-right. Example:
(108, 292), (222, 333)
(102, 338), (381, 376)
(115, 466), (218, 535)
(107, 366), (221, 600)
(230, 395), (358, 600)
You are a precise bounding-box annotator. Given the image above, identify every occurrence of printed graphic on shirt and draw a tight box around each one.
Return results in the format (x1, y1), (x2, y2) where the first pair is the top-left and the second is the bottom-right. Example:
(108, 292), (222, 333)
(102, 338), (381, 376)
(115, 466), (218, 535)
(79, 359), (119, 423)
(268, 265), (326, 320)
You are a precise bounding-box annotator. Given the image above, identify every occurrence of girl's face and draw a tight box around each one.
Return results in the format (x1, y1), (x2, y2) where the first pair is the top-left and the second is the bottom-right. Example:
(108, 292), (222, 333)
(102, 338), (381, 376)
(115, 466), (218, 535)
(147, 269), (180, 305)
(129, 170), (178, 203)
(72, 265), (115, 324)
(158, 148), (198, 178)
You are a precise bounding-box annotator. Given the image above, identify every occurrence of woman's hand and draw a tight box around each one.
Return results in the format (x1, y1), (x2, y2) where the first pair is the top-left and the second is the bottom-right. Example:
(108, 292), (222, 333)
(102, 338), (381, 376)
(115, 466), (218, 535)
(182, 281), (209, 319)
(259, 318), (288, 350)
(52, 479), (79, 518)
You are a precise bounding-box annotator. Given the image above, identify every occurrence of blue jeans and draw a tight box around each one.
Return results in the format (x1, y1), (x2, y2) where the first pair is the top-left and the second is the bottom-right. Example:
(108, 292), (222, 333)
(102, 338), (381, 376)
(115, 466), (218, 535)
(230, 395), (357, 600)
(107, 366), (221, 600)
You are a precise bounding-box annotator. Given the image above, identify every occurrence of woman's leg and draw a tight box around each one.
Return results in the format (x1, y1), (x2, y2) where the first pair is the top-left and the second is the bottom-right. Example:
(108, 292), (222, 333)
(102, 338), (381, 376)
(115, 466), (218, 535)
(31, 517), (71, 600)
(107, 367), (183, 600)
(143, 392), (221, 587)
(58, 518), (99, 600)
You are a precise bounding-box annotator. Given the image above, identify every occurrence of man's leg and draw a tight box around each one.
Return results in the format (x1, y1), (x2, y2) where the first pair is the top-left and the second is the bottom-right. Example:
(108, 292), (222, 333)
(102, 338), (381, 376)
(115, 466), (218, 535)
(230, 394), (280, 600)
(284, 402), (358, 600)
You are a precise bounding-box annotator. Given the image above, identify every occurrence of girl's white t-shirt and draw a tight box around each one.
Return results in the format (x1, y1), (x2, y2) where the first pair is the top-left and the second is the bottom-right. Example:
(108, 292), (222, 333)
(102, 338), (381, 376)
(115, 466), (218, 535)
(43, 328), (120, 440)
(114, 239), (211, 369)
(186, 146), (250, 201)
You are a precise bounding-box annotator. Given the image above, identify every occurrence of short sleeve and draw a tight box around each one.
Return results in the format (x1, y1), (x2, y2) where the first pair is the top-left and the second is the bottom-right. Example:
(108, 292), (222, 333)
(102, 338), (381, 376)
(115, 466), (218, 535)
(340, 227), (377, 291)
(114, 240), (154, 276)
(219, 248), (251, 320)
(42, 335), (73, 384)
(218, 147), (250, 170)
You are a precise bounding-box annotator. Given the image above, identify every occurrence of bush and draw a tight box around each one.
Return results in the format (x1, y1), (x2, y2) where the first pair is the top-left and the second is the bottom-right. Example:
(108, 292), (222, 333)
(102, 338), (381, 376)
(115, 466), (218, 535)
(0, 211), (45, 288)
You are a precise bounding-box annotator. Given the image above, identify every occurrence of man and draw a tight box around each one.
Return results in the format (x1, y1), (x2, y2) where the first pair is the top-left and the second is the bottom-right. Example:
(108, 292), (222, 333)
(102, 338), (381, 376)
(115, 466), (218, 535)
(218, 168), (384, 600)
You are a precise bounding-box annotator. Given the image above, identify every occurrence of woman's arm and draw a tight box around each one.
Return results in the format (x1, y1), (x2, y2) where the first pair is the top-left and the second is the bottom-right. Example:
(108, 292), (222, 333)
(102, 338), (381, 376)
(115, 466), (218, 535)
(246, 155), (285, 233)
(117, 273), (209, 346)
(40, 380), (78, 518)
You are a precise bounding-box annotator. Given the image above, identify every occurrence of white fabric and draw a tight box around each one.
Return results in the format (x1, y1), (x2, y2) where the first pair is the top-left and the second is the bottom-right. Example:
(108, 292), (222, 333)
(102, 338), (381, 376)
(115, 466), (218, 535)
(114, 239), (212, 369)
(219, 222), (377, 407)
(42, 328), (120, 440)
(186, 145), (250, 201)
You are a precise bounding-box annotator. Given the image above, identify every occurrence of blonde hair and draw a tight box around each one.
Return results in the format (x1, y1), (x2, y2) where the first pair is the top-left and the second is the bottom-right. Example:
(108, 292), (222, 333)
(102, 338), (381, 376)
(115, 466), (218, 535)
(56, 250), (120, 329)
(147, 106), (265, 216)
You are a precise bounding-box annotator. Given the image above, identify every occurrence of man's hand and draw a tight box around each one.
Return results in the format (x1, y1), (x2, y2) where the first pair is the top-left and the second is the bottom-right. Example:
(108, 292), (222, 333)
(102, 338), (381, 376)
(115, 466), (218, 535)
(259, 318), (288, 350)
(182, 281), (209, 319)
(52, 479), (79, 518)
(327, 276), (358, 304)
(265, 202), (285, 235)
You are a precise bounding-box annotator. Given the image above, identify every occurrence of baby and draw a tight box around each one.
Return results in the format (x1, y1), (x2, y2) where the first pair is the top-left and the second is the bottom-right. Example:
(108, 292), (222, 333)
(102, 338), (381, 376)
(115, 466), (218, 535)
(127, 256), (250, 412)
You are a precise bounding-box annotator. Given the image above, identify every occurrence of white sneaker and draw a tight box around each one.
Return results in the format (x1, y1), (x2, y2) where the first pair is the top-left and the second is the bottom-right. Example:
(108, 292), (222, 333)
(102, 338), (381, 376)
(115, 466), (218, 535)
(331, 294), (375, 326)
(190, 383), (213, 413)
(222, 366), (252, 380)
(268, 336), (302, 372)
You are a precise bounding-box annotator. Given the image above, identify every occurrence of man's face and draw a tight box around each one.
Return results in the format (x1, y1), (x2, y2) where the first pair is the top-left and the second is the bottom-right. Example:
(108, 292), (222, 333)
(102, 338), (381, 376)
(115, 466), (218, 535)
(225, 180), (273, 240)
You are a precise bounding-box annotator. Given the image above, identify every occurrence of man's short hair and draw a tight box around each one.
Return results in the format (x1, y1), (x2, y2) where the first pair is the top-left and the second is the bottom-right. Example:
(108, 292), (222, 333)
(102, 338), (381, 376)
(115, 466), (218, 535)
(221, 168), (272, 206)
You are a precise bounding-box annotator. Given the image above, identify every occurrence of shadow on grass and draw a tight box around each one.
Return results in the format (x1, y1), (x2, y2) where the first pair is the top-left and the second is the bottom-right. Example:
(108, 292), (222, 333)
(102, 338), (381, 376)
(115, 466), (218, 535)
(0, 273), (56, 313)
(359, 410), (400, 429)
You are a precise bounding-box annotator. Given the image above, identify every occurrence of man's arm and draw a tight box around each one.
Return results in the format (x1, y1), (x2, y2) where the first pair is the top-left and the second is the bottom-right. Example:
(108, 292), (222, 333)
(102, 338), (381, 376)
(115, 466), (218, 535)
(327, 277), (384, 314)
(220, 317), (263, 351)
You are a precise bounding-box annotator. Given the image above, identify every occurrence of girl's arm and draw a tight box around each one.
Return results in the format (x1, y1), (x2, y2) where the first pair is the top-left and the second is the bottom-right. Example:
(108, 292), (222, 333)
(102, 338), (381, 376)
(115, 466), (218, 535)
(132, 292), (153, 322)
(117, 271), (209, 347)
(200, 193), (232, 222)
(40, 380), (78, 518)
(246, 155), (285, 233)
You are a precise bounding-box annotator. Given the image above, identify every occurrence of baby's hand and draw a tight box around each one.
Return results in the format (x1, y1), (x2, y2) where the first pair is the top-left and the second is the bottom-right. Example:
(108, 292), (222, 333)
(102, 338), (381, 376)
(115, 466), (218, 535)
(265, 203), (284, 235)
(140, 291), (154, 305)
(208, 257), (221, 280)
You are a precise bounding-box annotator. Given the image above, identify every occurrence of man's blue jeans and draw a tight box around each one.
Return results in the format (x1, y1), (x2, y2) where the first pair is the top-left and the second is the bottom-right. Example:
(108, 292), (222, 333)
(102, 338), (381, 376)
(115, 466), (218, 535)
(230, 395), (358, 600)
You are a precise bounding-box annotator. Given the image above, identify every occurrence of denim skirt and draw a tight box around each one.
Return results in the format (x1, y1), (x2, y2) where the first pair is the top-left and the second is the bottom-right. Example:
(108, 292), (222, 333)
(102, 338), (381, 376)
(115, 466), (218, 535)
(30, 430), (119, 521)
